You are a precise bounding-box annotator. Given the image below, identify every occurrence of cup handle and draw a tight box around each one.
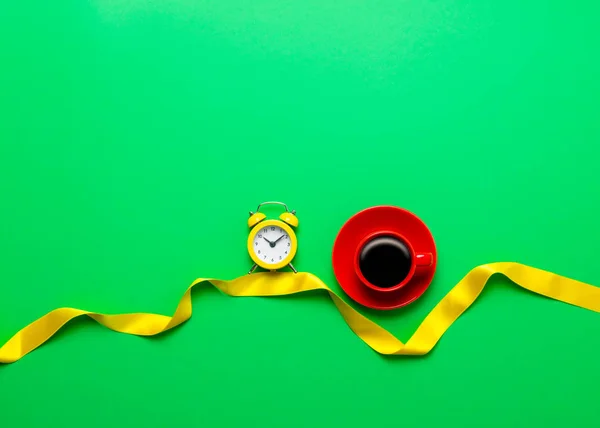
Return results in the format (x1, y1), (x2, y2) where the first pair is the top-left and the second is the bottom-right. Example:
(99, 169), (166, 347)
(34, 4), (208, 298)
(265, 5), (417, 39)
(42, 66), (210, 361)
(415, 252), (433, 267)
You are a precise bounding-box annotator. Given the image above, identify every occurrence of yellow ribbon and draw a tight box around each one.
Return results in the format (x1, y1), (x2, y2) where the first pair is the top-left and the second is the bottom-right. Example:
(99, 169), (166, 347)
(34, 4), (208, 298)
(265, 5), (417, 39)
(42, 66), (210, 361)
(1, 262), (599, 364)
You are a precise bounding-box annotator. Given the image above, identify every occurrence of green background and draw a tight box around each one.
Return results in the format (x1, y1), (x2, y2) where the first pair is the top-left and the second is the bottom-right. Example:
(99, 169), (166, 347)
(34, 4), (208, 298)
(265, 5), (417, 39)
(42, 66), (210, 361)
(1, 0), (599, 426)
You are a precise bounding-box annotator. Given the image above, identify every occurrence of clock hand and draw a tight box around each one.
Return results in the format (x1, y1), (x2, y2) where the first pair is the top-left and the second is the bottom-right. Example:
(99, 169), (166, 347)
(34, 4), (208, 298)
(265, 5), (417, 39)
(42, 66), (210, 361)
(273, 235), (285, 245)
(264, 237), (276, 248)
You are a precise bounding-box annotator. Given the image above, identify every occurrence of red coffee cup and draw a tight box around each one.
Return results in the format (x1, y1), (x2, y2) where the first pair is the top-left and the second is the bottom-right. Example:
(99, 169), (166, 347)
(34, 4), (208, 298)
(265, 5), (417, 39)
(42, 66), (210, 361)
(354, 230), (433, 293)
(333, 205), (437, 310)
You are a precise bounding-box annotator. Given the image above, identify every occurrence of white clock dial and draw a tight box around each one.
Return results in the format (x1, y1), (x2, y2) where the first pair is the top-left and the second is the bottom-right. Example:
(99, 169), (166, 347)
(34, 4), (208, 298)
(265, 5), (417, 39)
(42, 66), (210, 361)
(252, 225), (292, 265)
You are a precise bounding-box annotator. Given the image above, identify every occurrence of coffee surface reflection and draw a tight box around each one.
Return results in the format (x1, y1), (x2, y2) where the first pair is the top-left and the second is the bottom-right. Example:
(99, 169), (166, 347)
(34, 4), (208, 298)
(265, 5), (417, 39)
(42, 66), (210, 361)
(358, 235), (412, 288)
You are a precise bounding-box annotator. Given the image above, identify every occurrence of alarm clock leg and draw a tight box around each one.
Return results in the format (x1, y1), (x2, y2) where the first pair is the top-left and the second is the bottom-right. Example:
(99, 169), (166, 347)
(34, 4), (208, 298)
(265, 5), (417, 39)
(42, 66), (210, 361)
(248, 264), (258, 274)
(288, 263), (297, 274)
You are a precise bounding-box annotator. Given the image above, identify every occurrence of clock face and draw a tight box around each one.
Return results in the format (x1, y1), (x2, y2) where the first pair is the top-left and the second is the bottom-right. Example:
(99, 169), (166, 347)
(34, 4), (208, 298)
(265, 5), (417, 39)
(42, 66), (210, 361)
(252, 224), (293, 266)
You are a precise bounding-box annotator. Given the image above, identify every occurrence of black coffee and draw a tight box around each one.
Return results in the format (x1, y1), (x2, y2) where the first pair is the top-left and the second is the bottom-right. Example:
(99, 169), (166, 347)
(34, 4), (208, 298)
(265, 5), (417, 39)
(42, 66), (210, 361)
(358, 235), (412, 288)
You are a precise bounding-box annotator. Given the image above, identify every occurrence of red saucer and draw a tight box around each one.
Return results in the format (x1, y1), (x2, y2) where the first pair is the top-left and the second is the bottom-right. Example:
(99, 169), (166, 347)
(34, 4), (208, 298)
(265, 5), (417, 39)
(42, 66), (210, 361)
(332, 206), (437, 310)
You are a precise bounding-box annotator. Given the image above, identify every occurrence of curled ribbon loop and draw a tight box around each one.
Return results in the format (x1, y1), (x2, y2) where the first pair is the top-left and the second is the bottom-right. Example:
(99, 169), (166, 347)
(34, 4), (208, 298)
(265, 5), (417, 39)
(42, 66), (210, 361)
(1, 262), (599, 364)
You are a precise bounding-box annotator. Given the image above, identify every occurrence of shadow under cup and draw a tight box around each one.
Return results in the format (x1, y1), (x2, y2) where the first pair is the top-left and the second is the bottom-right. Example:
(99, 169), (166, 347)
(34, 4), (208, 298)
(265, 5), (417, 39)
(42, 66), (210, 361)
(354, 232), (432, 293)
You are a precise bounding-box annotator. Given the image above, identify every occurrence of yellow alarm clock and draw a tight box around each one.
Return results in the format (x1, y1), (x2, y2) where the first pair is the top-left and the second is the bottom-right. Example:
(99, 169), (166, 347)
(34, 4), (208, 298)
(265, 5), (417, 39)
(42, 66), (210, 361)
(247, 201), (299, 274)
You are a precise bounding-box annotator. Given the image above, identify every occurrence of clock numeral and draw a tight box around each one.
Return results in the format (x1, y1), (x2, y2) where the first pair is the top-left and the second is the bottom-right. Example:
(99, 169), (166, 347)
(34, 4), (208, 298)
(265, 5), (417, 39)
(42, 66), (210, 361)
(258, 250), (261, 254)
(264, 228), (268, 234)
(258, 234), (262, 238)
(279, 256), (282, 260)
(285, 251), (288, 254)
(271, 227), (275, 231)
(264, 255), (267, 259)
(287, 242), (291, 247)
(271, 258), (274, 262)
(255, 242), (258, 246)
